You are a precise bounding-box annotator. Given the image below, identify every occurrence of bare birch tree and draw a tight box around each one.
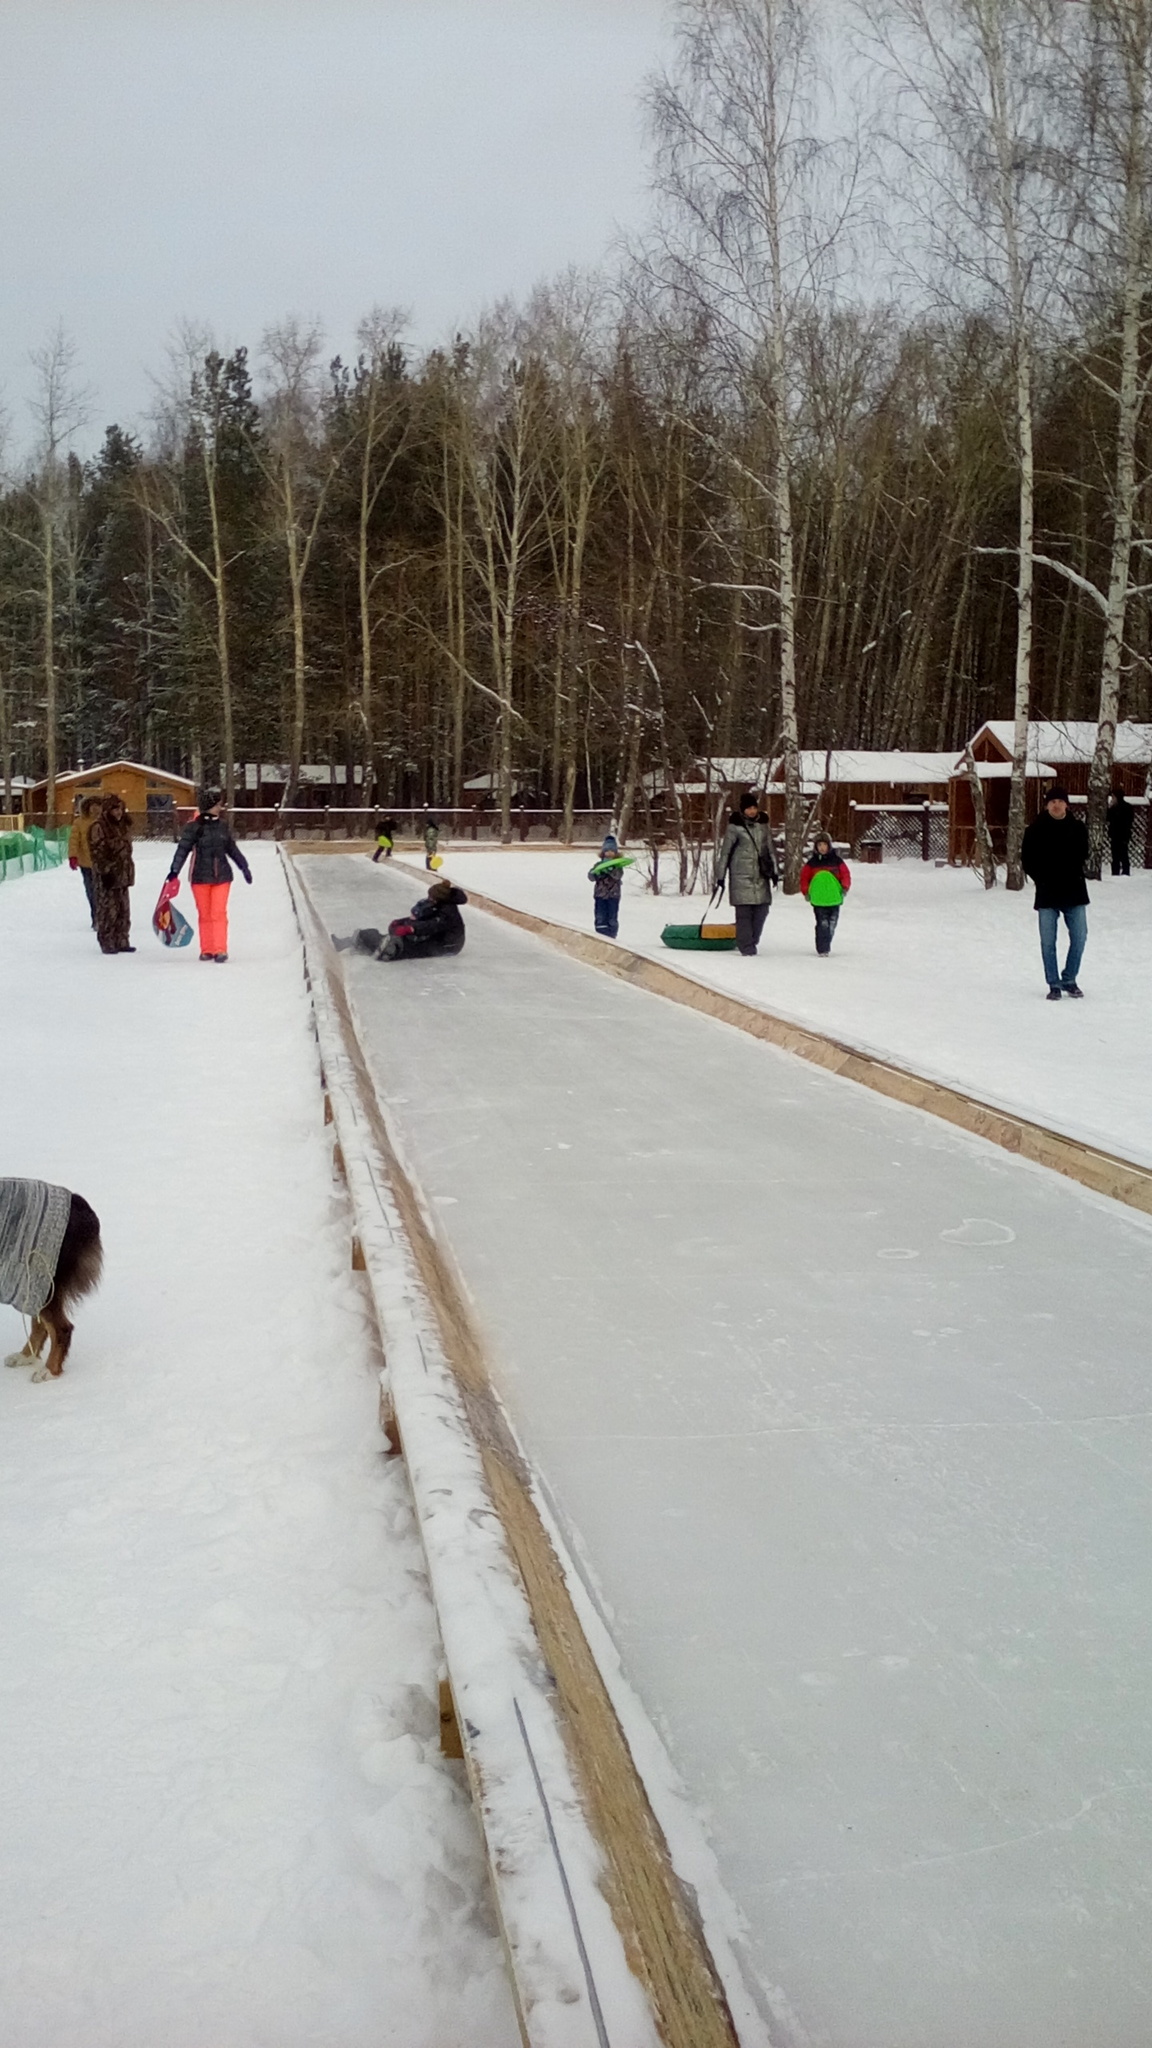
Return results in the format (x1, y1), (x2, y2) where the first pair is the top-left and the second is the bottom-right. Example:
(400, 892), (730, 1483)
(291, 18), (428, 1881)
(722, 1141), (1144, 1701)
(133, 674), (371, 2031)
(140, 328), (254, 806)
(645, 0), (858, 889)
(13, 329), (89, 821)
(1067, 0), (1152, 874)
(257, 319), (343, 814)
(865, 0), (1061, 884)
(454, 311), (557, 840)
(345, 308), (411, 804)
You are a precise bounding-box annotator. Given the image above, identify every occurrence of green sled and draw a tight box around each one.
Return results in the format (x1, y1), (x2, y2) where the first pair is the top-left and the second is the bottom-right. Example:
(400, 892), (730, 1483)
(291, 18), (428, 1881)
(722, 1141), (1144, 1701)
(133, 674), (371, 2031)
(660, 923), (737, 952)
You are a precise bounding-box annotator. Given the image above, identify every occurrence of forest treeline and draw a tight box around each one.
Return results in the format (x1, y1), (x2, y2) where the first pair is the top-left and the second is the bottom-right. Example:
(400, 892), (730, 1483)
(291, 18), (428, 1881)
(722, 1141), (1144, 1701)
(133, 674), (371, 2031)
(3, 0), (1152, 884)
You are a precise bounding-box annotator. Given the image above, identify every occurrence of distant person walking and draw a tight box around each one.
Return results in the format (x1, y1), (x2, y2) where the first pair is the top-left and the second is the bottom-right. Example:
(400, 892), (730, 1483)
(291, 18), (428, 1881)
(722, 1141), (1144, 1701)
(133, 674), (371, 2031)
(371, 814), (399, 863)
(67, 795), (99, 929)
(800, 832), (851, 955)
(588, 833), (631, 939)
(1021, 785), (1089, 1000)
(168, 788), (252, 962)
(1107, 789), (1134, 876)
(423, 816), (440, 869)
(89, 793), (135, 954)
(715, 790), (778, 956)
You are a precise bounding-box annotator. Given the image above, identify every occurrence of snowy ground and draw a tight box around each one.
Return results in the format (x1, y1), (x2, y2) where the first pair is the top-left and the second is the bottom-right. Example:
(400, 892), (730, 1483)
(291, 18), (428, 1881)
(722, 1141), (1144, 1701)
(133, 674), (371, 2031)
(0, 846), (516, 2048)
(305, 853), (1152, 2048)
(424, 846), (1152, 1168)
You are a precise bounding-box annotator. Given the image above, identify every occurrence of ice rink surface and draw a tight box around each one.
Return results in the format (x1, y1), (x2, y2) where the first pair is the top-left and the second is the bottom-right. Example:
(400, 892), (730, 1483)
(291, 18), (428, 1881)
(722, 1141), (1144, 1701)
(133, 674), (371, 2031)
(307, 854), (1152, 2048)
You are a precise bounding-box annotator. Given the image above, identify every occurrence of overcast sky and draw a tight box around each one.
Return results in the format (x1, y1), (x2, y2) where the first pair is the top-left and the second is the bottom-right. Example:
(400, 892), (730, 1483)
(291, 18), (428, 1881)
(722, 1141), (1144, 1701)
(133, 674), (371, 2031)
(0, 0), (672, 459)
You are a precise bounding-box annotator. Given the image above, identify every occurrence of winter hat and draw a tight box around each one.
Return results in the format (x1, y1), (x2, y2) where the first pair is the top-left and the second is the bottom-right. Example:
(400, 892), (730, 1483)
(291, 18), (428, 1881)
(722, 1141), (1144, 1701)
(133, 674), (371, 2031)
(739, 789), (761, 811)
(198, 786), (223, 813)
(601, 833), (618, 851)
(1045, 785), (1070, 805)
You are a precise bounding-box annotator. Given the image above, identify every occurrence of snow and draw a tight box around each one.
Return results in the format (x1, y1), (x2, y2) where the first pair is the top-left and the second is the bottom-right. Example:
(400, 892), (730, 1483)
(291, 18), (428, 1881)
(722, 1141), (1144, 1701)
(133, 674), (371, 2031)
(302, 852), (1152, 2048)
(701, 750), (960, 786)
(427, 847), (1152, 1169)
(977, 718), (1152, 765)
(0, 846), (516, 2048)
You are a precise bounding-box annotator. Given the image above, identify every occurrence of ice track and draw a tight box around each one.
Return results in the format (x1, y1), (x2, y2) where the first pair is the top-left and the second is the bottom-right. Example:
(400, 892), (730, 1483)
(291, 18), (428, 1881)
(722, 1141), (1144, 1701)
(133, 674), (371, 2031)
(302, 852), (1152, 2048)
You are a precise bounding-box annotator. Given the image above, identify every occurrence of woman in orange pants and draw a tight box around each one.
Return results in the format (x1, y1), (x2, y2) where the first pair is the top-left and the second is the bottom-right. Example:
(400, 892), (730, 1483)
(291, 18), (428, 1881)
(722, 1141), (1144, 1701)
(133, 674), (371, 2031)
(168, 789), (252, 960)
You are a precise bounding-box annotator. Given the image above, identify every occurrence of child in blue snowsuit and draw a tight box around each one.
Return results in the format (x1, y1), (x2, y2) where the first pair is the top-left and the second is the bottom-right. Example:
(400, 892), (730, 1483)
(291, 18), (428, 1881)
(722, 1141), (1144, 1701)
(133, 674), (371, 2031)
(589, 834), (626, 939)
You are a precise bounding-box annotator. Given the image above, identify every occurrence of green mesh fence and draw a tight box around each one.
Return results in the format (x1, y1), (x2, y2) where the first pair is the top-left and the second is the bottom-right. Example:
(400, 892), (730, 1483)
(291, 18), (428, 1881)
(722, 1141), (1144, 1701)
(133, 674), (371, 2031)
(0, 826), (70, 882)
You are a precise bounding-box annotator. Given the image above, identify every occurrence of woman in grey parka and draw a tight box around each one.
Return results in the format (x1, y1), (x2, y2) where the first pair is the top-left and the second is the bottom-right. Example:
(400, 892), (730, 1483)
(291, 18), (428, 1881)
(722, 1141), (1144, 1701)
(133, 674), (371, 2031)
(715, 789), (778, 955)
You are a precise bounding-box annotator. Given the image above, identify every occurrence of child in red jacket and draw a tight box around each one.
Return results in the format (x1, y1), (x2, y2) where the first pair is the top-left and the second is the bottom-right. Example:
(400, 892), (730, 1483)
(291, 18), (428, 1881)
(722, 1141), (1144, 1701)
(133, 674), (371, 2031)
(800, 833), (851, 955)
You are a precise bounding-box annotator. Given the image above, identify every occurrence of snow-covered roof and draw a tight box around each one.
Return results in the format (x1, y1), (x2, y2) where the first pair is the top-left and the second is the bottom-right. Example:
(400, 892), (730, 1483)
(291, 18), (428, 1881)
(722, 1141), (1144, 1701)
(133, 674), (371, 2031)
(973, 720), (1152, 766)
(30, 760), (196, 791)
(961, 759), (1057, 779)
(241, 764), (365, 785)
(702, 751), (959, 787)
(462, 772), (530, 792)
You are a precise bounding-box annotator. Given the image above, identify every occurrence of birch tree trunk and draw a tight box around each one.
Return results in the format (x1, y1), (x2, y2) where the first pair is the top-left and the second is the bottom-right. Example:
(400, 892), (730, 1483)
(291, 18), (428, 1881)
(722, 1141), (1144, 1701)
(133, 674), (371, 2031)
(964, 744), (998, 886)
(1005, 340), (1035, 887)
(42, 511), (56, 824)
(1087, 166), (1146, 875)
(204, 449), (235, 809)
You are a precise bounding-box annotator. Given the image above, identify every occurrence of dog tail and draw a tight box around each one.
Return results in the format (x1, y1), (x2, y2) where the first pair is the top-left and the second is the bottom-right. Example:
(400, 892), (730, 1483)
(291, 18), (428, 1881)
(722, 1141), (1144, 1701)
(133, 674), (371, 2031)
(53, 1194), (103, 1317)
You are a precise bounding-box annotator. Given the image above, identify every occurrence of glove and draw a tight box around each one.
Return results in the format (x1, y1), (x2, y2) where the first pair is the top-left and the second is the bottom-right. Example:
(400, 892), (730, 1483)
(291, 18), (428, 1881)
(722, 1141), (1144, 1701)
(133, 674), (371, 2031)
(69, 857), (78, 870)
(244, 871), (252, 884)
(159, 875), (179, 903)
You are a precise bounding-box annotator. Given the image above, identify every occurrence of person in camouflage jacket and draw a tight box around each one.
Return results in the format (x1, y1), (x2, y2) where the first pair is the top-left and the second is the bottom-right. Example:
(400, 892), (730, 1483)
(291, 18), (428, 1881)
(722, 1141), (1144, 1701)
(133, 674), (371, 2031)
(89, 793), (135, 954)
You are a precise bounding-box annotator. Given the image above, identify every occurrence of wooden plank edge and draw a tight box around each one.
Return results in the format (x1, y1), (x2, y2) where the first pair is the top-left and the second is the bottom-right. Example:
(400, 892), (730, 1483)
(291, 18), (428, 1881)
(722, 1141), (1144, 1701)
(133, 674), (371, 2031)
(280, 850), (758, 2048)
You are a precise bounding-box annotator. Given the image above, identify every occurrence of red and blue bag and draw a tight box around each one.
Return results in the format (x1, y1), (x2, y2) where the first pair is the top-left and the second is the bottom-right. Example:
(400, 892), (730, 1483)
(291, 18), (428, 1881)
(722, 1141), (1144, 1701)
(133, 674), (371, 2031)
(153, 875), (194, 948)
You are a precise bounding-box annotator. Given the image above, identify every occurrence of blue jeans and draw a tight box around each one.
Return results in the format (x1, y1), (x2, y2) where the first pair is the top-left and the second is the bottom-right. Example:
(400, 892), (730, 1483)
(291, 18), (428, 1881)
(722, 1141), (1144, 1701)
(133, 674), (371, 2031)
(1038, 905), (1087, 989)
(813, 905), (840, 954)
(594, 896), (619, 938)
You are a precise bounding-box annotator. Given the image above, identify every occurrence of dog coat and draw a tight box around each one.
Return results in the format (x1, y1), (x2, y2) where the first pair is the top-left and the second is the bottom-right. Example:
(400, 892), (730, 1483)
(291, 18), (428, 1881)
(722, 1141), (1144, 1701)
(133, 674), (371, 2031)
(0, 1179), (72, 1316)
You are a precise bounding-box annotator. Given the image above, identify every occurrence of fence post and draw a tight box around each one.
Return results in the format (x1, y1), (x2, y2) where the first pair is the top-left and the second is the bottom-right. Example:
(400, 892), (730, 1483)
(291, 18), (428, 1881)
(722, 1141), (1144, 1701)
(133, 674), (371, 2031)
(921, 801), (931, 862)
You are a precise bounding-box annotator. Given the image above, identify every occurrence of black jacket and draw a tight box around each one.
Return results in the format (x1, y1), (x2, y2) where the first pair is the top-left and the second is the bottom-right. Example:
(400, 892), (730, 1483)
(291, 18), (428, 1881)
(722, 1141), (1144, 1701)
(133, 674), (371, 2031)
(408, 887), (467, 954)
(170, 814), (252, 887)
(1020, 811), (1090, 910)
(1108, 796), (1134, 847)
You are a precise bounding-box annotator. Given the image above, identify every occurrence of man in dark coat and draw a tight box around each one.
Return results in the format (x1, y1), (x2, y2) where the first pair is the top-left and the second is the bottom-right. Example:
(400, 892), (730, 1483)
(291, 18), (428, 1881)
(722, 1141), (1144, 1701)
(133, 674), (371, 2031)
(1020, 785), (1089, 999)
(1107, 789), (1134, 876)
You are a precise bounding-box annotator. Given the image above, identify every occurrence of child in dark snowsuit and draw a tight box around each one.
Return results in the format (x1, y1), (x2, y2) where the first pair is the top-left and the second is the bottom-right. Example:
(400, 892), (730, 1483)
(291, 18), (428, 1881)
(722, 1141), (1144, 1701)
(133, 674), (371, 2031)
(371, 815), (399, 863)
(800, 833), (851, 955)
(334, 880), (468, 961)
(588, 833), (629, 939)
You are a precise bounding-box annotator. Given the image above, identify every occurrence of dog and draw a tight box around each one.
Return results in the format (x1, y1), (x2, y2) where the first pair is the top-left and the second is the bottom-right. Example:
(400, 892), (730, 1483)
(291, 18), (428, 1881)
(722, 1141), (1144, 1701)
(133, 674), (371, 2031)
(1, 1180), (103, 1383)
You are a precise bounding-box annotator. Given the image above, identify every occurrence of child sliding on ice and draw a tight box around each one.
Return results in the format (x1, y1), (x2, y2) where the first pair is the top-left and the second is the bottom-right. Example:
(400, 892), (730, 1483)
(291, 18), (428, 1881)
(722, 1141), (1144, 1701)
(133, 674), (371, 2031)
(588, 833), (633, 939)
(800, 832), (851, 956)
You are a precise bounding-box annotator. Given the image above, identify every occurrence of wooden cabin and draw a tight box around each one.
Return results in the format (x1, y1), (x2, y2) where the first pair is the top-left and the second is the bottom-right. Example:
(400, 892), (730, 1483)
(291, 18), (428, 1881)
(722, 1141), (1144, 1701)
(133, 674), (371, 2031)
(690, 753), (955, 852)
(231, 763), (369, 809)
(25, 761), (197, 834)
(947, 721), (1152, 864)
